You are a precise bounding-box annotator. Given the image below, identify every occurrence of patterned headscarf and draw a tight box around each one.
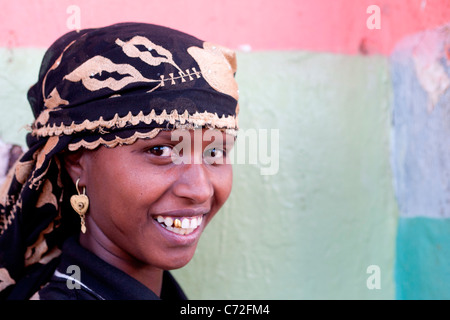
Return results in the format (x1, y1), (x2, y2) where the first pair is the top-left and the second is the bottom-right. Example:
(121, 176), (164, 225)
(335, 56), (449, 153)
(0, 22), (239, 299)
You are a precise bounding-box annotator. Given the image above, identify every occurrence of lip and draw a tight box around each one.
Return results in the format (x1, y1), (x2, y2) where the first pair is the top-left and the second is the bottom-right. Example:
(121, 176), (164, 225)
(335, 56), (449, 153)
(154, 208), (210, 218)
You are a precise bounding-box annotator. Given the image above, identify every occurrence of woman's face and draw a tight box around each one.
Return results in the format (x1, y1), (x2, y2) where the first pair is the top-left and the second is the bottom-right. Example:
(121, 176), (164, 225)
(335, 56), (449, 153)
(71, 129), (234, 270)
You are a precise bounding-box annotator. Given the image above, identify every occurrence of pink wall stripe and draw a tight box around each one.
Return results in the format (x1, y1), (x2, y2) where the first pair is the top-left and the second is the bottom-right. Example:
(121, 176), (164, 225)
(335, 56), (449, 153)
(1, 0), (449, 54)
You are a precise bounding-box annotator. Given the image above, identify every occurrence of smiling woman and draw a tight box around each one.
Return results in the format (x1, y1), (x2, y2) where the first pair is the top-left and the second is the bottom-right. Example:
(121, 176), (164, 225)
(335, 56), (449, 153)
(0, 22), (239, 300)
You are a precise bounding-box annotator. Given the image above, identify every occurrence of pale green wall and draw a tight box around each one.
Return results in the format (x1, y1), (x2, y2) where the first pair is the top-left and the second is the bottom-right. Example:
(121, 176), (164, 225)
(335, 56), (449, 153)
(0, 48), (398, 299)
(0, 48), (41, 146)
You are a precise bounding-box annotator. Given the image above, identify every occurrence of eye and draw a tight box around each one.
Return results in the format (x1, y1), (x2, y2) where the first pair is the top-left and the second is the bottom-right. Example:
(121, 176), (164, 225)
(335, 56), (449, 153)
(148, 145), (172, 157)
(209, 148), (223, 158)
(204, 147), (225, 164)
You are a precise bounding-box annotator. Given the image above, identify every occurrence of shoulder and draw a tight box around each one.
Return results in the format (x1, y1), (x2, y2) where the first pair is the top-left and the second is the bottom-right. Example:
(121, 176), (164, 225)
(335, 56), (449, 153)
(31, 237), (105, 300)
(34, 277), (98, 300)
(32, 280), (76, 300)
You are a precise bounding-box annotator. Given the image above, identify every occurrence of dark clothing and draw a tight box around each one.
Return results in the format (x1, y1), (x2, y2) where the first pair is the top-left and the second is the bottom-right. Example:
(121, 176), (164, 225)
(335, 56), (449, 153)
(36, 237), (187, 300)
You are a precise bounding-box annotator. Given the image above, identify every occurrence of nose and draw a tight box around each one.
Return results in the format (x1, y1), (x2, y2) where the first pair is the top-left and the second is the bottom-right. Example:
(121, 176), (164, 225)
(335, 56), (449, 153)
(172, 163), (214, 204)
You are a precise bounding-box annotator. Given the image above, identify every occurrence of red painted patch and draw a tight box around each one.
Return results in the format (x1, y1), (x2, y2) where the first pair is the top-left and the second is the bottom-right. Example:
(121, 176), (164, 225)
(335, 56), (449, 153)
(0, 0), (449, 55)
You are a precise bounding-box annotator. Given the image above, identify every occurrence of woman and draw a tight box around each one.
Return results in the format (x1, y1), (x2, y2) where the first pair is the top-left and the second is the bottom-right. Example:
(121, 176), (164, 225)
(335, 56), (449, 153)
(0, 22), (239, 300)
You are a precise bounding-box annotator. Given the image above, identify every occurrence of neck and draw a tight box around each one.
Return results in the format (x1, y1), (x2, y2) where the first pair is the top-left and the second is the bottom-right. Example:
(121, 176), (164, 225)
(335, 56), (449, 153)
(79, 221), (164, 297)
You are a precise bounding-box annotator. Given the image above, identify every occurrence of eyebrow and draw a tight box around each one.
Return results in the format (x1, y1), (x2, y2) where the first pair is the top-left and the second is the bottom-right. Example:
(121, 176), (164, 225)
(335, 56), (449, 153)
(146, 129), (235, 145)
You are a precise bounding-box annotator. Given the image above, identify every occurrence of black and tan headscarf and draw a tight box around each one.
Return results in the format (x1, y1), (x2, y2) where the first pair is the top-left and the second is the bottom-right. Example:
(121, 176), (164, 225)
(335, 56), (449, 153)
(0, 22), (239, 299)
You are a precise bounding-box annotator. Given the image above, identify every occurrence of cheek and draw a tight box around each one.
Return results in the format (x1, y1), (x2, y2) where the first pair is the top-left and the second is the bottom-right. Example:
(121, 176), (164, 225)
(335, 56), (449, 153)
(85, 159), (170, 228)
(211, 165), (233, 211)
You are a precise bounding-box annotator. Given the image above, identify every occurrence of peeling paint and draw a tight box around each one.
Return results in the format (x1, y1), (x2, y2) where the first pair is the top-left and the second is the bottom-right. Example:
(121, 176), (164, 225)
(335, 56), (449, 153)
(412, 24), (450, 112)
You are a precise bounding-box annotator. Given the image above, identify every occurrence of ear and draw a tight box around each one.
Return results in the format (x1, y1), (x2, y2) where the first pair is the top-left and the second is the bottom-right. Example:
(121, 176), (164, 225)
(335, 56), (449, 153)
(61, 150), (87, 185)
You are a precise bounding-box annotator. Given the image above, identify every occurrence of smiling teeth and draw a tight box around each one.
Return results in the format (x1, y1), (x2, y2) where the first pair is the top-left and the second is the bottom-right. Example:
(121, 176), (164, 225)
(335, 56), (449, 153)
(155, 215), (203, 235)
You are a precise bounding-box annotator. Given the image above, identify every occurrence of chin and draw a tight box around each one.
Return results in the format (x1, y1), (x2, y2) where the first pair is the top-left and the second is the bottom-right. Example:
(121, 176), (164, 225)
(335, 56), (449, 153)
(154, 246), (198, 270)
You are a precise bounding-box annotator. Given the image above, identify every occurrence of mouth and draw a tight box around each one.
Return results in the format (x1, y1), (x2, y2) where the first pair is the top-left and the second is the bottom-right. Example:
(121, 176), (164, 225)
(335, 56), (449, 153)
(154, 215), (204, 236)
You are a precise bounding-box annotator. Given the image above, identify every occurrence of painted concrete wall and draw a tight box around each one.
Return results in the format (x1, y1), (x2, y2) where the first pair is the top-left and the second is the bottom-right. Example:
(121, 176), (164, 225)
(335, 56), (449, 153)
(0, 0), (449, 299)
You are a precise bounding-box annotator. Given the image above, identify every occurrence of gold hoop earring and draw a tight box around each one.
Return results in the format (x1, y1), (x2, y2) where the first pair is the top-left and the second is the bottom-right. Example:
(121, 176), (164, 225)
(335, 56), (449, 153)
(70, 178), (89, 233)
